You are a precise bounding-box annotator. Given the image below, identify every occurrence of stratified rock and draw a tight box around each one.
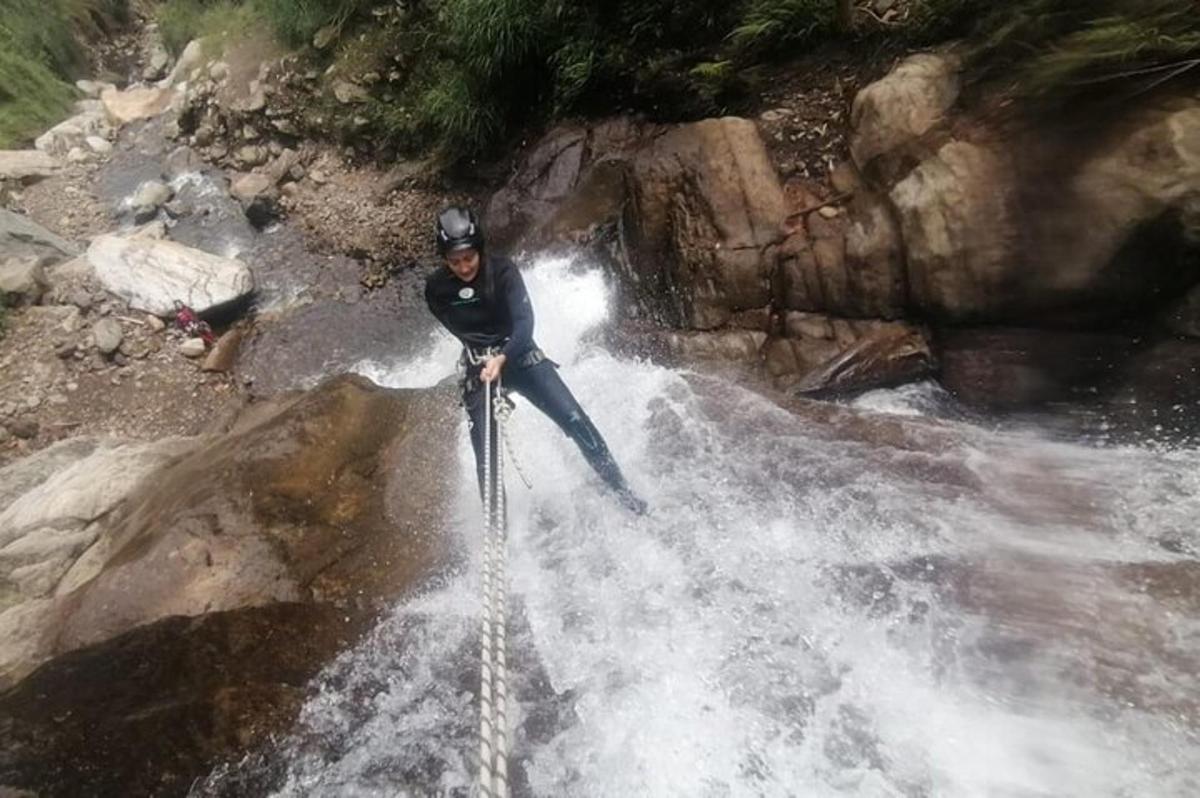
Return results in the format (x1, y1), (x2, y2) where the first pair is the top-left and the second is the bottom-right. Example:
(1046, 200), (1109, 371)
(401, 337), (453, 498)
(86, 234), (254, 316)
(625, 117), (788, 329)
(850, 52), (961, 178)
(0, 151), (59, 182)
(92, 317), (123, 355)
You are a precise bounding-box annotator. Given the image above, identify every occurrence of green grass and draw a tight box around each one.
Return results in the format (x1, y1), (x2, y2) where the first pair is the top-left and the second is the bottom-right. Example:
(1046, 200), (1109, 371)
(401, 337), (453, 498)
(0, 0), (130, 148)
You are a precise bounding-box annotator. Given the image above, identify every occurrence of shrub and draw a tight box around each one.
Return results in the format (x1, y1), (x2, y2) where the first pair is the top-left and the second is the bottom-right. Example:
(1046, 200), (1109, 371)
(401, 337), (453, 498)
(729, 0), (838, 57)
(0, 0), (129, 147)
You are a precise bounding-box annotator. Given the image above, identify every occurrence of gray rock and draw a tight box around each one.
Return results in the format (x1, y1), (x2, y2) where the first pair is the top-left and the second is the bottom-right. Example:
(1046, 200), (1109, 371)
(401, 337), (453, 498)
(0, 256), (49, 305)
(75, 80), (116, 99)
(179, 337), (207, 358)
(8, 419), (38, 440)
(233, 146), (268, 168)
(93, 317), (123, 355)
(55, 342), (77, 359)
(129, 180), (173, 222)
(163, 146), (203, 179)
(66, 147), (91, 164)
(0, 150), (60, 182)
(85, 136), (113, 155)
(0, 208), (77, 264)
(159, 39), (205, 89)
(87, 234), (254, 316)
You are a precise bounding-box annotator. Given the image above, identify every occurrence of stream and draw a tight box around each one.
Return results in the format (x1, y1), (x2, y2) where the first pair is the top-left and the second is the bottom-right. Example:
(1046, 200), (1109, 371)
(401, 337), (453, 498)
(182, 253), (1199, 797)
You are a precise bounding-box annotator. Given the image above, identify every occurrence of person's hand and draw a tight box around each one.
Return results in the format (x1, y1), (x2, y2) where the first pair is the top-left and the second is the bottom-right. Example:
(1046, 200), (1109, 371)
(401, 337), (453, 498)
(480, 354), (507, 383)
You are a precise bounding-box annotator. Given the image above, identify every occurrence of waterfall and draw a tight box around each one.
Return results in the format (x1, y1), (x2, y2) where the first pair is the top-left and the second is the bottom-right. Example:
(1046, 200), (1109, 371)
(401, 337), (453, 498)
(202, 253), (1200, 797)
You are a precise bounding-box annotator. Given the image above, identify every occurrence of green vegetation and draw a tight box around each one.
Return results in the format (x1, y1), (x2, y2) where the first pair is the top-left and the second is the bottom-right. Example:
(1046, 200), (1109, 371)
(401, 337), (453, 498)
(158, 0), (261, 54)
(150, 0), (1200, 161)
(0, 0), (129, 147)
(964, 0), (1200, 101)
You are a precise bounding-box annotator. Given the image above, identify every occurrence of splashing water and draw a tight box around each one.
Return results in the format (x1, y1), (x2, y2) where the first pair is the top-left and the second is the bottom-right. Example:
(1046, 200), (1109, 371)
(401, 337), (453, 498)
(206, 254), (1200, 797)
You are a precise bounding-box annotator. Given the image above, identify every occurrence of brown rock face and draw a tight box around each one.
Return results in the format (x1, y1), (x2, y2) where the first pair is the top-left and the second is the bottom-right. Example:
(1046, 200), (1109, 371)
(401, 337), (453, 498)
(0, 374), (457, 796)
(849, 53), (961, 181)
(889, 140), (1019, 320)
(624, 117), (788, 329)
(1, 375), (455, 687)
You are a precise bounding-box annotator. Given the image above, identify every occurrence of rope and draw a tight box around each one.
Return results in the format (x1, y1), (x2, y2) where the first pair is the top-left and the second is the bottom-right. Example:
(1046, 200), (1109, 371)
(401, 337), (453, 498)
(479, 377), (511, 798)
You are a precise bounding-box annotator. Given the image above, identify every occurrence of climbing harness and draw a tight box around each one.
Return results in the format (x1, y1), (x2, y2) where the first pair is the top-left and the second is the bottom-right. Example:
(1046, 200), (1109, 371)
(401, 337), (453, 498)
(478, 376), (511, 798)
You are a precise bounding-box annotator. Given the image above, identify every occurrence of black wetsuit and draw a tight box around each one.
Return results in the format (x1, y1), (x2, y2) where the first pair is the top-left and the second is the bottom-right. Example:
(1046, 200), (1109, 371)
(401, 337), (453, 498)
(424, 254), (638, 506)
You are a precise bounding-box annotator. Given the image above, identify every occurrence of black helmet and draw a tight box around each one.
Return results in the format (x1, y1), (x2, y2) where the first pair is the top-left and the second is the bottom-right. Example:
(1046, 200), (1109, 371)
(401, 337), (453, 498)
(436, 206), (484, 256)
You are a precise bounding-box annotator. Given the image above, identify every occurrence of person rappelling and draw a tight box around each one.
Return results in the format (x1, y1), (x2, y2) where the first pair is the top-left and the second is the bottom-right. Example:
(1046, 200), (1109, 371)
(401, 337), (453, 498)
(424, 206), (647, 515)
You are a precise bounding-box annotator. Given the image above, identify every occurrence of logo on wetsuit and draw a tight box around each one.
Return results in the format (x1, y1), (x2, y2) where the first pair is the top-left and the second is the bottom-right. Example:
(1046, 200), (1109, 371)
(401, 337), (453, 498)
(454, 286), (479, 305)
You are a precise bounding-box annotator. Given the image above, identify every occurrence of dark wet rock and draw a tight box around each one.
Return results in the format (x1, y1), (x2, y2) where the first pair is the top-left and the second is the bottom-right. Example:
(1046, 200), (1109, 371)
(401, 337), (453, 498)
(792, 323), (934, 397)
(0, 603), (376, 798)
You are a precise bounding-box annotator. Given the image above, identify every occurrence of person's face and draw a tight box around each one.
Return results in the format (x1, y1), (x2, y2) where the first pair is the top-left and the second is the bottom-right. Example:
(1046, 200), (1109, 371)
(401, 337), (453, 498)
(446, 248), (480, 282)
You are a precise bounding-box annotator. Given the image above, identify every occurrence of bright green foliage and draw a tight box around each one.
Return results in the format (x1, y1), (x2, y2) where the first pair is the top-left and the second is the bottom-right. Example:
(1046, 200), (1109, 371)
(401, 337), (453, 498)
(255, 0), (376, 47)
(157, 0), (260, 54)
(0, 0), (128, 147)
(967, 0), (1200, 99)
(730, 0), (837, 56)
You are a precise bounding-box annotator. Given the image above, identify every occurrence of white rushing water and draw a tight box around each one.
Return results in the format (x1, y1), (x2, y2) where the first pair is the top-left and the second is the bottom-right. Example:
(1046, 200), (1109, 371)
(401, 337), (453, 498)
(223, 255), (1199, 797)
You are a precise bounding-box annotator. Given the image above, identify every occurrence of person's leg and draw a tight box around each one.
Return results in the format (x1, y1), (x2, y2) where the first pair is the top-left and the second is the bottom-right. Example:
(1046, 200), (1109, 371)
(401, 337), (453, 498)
(508, 361), (644, 511)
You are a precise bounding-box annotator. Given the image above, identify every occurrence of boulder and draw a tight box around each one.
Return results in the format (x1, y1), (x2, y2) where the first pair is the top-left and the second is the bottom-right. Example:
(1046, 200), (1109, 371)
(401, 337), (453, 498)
(100, 86), (175, 126)
(0, 151), (59, 182)
(230, 172), (279, 227)
(850, 52), (961, 179)
(889, 140), (1018, 320)
(85, 136), (112, 155)
(1024, 104), (1200, 319)
(0, 256), (49, 306)
(142, 42), (172, 82)
(623, 117), (788, 329)
(34, 111), (110, 157)
(1, 209), (78, 267)
(159, 39), (206, 89)
(86, 234), (254, 316)
(0, 374), (453, 705)
(792, 323), (934, 396)
(764, 314), (928, 391)
(128, 179), (173, 222)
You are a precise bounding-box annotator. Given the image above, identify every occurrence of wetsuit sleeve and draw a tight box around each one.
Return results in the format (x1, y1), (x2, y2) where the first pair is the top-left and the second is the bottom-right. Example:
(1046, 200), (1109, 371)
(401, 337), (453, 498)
(425, 278), (452, 332)
(499, 261), (534, 360)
